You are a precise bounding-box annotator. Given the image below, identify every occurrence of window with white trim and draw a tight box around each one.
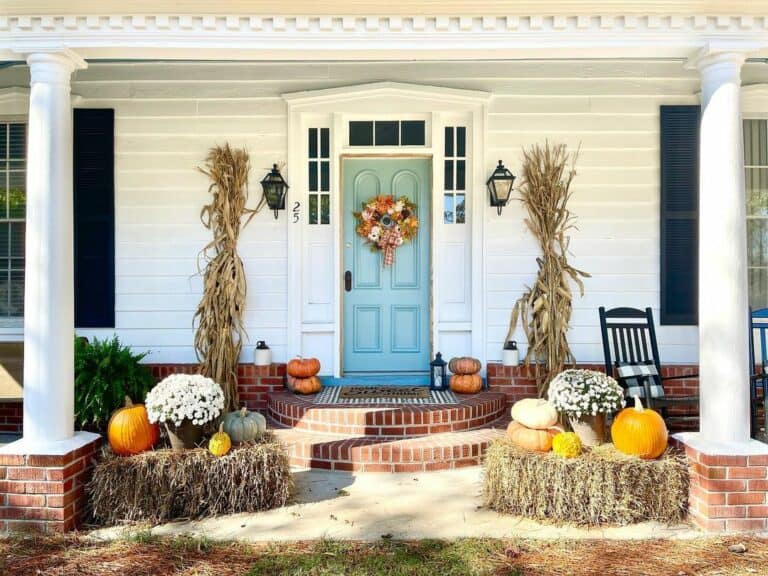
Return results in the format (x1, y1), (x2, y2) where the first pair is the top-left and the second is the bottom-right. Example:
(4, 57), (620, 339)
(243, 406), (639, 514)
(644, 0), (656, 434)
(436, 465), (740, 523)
(443, 126), (466, 224)
(308, 127), (330, 225)
(0, 122), (25, 318)
(745, 120), (768, 308)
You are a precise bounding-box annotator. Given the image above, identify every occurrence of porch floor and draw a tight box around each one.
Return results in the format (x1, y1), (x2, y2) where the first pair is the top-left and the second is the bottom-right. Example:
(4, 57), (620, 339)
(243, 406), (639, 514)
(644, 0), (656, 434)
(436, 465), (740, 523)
(91, 467), (699, 542)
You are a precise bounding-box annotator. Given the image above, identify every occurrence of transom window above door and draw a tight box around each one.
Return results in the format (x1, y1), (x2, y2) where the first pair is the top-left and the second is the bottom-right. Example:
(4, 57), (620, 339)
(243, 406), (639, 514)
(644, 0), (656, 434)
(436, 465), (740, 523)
(348, 120), (426, 147)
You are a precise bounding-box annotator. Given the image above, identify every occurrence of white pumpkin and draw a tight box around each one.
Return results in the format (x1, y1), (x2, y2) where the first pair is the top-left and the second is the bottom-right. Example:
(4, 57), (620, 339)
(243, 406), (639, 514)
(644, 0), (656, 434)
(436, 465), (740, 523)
(510, 398), (559, 430)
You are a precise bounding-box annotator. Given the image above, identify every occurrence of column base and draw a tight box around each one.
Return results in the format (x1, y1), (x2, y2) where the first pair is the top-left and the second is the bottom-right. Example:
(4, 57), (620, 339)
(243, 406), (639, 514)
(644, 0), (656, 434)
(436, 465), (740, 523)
(0, 431), (101, 533)
(672, 432), (768, 533)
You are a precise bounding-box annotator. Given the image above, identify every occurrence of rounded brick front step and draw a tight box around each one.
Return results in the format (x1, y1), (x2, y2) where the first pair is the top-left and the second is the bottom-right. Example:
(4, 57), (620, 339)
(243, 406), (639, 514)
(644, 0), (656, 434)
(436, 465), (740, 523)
(267, 390), (510, 472)
(271, 417), (509, 472)
(267, 390), (506, 437)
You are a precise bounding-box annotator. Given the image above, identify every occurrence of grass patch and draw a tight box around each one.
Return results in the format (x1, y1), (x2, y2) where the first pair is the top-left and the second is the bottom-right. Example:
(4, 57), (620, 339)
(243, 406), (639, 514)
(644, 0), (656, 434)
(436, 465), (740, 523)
(1, 534), (767, 575)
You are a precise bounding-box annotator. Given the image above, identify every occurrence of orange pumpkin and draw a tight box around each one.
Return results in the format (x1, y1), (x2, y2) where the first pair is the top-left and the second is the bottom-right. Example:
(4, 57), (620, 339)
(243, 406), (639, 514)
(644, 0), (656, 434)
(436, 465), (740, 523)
(287, 357), (321, 378)
(287, 375), (322, 395)
(448, 357), (482, 375)
(107, 396), (159, 456)
(507, 421), (563, 452)
(450, 373), (483, 394)
(611, 395), (668, 459)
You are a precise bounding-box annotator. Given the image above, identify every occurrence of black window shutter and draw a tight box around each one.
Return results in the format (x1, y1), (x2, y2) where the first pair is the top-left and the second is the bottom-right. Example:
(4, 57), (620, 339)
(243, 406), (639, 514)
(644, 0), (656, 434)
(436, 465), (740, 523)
(73, 109), (115, 328)
(660, 105), (700, 325)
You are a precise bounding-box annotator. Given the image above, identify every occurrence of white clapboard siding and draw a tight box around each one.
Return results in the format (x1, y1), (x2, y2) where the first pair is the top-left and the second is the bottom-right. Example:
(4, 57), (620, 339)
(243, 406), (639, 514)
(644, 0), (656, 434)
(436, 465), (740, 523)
(7, 59), (766, 364)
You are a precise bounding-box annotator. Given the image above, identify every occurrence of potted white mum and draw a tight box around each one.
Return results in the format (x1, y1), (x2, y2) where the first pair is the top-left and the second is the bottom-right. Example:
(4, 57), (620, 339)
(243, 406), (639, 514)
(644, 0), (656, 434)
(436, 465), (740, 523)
(145, 374), (225, 450)
(547, 369), (625, 446)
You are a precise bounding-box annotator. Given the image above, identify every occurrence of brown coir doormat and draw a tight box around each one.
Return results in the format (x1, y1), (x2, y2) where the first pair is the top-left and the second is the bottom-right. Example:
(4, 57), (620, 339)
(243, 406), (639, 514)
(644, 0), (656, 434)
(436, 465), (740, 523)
(314, 385), (458, 405)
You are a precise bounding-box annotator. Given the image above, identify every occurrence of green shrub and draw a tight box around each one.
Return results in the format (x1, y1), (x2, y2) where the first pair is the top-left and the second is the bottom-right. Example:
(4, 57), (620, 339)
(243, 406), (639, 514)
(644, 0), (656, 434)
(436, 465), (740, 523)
(75, 336), (154, 432)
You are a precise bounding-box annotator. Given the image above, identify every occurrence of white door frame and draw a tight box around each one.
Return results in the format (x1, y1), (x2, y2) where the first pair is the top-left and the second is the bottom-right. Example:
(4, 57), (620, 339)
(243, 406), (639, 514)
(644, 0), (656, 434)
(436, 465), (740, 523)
(283, 82), (490, 376)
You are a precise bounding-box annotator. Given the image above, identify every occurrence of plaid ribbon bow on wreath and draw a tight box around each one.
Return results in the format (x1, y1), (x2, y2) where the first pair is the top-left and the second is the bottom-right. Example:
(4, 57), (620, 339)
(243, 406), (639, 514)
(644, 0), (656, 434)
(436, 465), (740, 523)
(353, 194), (419, 268)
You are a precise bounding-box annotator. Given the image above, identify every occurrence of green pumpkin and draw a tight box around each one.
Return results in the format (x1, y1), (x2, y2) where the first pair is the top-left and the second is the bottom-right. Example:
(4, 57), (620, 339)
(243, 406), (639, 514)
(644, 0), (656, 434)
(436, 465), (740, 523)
(221, 407), (266, 444)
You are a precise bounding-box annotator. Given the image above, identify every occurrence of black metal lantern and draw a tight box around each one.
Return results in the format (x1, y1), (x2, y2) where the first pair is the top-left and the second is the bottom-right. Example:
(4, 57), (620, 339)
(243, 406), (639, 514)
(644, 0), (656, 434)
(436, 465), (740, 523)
(260, 163), (289, 219)
(430, 352), (448, 391)
(486, 160), (516, 216)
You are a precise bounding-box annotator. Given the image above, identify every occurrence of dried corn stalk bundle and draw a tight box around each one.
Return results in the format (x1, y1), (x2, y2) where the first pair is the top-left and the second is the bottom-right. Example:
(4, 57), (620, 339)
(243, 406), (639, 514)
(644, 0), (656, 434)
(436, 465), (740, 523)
(194, 145), (259, 411)
(507, 142), (589, 397)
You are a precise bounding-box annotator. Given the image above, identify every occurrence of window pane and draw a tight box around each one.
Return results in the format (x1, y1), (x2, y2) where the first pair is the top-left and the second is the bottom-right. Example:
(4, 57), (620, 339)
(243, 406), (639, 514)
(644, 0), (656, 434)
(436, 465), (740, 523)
(750, 268), (768, 308)
(8, 124), (24, 160)
(0, 124), (6, 160)
(747, 168), (768, 216)
(443, 194), (454, 224)
(0, 272), (8, 316)
(456, 193), (466, 224)
(320, 161), (329, 192)
(444, 126), (454, 157)
(10, 223), (23, 259)
(745, 120), (768, 167)
(748, 219), (768, 267)
(8, 171), (24, 218)
(320, 194), (330, 225)
(401, 121), (425, 146)
(0, 178), (7, 220)
(0, 222), (7, 257)
(309, 161), (318, 192)
(9, 270), (23, 316)
(349, 121), (373, 146)
(375, 121), (399, 146)
(444, 160), (454, 191)
(456, 127), (466, 157)
(320, 128), (330, 158)
(456, 160), (466, 191)
(308, 128), (318, 159)
(308, 194), (318, 225)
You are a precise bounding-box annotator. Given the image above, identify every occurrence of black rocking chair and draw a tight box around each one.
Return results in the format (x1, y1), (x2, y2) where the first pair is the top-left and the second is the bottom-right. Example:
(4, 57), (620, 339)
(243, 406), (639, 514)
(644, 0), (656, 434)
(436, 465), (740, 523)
(598, 306), (699, 423)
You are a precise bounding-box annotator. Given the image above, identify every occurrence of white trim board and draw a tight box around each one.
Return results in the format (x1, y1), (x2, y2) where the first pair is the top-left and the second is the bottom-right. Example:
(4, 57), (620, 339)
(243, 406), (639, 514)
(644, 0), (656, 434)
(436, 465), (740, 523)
(284, 82), (488, 377)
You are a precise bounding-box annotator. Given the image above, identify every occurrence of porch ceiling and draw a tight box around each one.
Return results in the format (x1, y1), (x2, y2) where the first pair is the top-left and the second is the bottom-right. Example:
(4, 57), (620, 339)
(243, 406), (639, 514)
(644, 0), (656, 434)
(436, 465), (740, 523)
(3, 1), (768, 17)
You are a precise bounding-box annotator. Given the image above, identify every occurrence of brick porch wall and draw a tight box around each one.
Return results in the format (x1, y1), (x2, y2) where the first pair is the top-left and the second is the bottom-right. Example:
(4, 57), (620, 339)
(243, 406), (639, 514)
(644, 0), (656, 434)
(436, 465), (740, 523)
(672, 436), (768, 532)
(487, 362), (701, 431)
(148, 363), (287, 412)
(0, 437), (101, 533)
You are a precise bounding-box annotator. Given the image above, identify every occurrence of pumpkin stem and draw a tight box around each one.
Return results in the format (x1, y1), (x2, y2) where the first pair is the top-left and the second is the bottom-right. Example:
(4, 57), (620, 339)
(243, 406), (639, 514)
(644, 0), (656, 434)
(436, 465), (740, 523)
(633, 395), (645, 412)
(240, 407), (248, 418)
(218, 423), (224, 433)
(124, 396), (134, 408)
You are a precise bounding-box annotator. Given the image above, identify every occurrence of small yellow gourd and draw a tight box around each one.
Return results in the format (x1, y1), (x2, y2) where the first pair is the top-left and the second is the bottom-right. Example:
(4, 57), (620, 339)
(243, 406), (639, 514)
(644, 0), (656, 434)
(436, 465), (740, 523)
(208, 424), (232, 457)
(552, 432), (582, 458)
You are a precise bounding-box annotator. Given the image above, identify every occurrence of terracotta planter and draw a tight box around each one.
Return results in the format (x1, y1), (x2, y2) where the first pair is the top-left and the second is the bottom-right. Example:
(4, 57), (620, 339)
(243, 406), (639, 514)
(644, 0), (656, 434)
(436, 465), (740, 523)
(569, 413), (606, 447)
(165, 420), (204, 450)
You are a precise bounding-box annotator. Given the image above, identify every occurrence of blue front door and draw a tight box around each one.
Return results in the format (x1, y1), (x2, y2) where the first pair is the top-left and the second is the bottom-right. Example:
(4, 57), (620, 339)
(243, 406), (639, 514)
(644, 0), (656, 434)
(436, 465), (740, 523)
(342, 158), (431, 373)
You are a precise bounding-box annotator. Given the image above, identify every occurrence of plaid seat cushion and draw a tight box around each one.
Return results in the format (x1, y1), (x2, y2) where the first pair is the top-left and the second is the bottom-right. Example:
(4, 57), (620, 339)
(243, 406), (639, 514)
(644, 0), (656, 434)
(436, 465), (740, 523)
(616, 363), (665, 399)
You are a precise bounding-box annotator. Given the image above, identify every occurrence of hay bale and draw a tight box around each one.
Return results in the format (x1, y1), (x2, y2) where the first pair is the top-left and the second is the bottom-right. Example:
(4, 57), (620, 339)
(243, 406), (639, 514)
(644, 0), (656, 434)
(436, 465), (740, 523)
(88, 432), (292, 526)
(483, 439), (689, 525)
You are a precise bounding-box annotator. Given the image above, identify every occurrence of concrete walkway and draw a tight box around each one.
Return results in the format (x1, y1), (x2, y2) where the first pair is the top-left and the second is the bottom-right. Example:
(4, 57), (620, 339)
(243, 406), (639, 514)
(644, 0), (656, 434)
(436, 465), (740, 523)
(92, 466), (701, 542)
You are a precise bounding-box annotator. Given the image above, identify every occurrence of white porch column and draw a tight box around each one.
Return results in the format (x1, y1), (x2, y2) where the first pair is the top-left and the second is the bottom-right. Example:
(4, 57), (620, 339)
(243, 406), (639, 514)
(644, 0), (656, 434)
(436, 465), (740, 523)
(691, 49), (750, 444)
(21, 50), (86, 445)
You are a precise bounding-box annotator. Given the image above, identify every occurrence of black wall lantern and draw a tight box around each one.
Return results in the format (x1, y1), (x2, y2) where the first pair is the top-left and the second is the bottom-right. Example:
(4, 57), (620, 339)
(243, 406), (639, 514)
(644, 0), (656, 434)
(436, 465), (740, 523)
(260, 164), (289, 219)
(430, 352), (448, 391)
(486, 160), (516, 216)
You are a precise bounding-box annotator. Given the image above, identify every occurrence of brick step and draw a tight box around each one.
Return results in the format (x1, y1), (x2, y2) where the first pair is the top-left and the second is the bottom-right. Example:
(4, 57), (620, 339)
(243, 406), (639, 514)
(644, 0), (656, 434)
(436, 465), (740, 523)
(270, 416), (509, 472)
(267, 390), (506, 437)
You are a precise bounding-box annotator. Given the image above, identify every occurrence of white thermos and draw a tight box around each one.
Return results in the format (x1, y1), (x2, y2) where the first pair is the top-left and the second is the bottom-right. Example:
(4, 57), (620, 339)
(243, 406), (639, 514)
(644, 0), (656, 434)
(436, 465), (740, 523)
(254, 340), (272, 366)
(502, 340), (519, 367)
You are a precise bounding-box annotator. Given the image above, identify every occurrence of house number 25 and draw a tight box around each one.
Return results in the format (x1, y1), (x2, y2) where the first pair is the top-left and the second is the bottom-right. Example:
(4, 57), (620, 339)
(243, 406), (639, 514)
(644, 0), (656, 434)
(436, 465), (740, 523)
(292, 201), (300, 223)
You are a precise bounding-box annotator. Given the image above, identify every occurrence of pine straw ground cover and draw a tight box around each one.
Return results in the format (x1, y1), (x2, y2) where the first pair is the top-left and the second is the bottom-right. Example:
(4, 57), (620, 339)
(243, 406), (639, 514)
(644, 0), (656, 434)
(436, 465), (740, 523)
(1, 534), (767, 576)
(88, 433), (292, 525)
(484, 439), (688, 525)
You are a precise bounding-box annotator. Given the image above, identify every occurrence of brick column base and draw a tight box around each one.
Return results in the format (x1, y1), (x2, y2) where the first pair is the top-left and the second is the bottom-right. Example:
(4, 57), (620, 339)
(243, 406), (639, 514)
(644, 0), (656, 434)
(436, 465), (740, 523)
(0, 432), (101, 533)
(673, 432), (768, 532)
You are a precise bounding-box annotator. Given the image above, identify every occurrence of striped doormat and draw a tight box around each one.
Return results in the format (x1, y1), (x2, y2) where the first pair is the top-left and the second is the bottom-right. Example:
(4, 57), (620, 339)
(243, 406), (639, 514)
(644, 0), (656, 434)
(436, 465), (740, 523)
(314, 385), (458, 405)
